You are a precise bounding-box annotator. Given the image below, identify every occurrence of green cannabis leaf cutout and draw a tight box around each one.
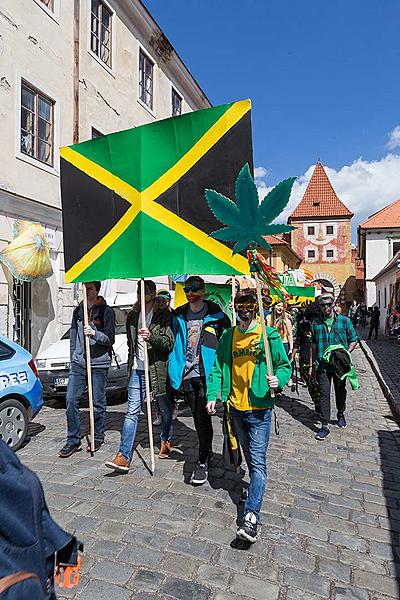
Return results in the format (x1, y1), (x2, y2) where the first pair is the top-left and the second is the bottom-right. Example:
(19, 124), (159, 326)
(205, 163), (296, 254)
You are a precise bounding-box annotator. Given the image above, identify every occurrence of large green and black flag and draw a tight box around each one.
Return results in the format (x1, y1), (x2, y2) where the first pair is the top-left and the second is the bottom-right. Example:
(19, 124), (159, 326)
(60, 100), (253, 282)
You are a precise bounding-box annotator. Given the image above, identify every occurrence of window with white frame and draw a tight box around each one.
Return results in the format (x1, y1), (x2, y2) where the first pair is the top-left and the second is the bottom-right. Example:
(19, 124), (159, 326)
(91, 0), (112, 68)
(326, 225), (334, 235)
(20, 81), (54, 166)
(307, 249), (315, 259)
(172, 88), (182, 116)
(326, 249), (334, 258)
(139, 50), (154, 109)
(307, 226), (315, 236)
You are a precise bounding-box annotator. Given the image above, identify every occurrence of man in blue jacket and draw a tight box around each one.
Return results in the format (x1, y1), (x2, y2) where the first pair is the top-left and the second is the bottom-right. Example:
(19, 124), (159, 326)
(169, 276), (230, 485)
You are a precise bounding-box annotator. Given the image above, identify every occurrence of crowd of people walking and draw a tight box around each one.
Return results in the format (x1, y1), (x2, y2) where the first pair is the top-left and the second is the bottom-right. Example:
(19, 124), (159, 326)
(54, 278), (366, 544)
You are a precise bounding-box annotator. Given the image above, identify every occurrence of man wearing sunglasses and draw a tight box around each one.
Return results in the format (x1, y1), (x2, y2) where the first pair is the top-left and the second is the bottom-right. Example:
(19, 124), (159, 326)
(168, 275), (230, 485)
(312, 292), (358, 441)
(206, 289), (291, 543)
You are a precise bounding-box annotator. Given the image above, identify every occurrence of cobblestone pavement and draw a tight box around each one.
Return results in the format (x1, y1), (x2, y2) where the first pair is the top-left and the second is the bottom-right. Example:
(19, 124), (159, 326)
(361, 332), (400, 417)
(18, 347), (400, 600)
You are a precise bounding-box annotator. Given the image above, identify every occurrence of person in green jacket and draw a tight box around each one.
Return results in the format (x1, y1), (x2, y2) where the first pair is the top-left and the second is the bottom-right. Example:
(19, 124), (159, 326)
(206, 288), (291, 543)
(105, 280), (174, 473)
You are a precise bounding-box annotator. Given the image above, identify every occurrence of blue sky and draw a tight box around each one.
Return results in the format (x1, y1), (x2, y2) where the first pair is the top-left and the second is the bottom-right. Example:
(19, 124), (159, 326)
(144, 0), (400, 233)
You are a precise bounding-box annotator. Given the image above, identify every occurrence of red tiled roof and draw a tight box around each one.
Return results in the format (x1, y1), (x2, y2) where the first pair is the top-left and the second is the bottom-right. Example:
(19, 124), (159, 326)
(360, 198), (400, 229)
(264, 234), (287, 245)
(261, 234), (303, 263)
(289, 161), (353, 220)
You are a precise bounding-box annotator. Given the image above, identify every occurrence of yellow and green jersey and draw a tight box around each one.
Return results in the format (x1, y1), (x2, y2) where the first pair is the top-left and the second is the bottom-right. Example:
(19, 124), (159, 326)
(229, 322), (264, 411)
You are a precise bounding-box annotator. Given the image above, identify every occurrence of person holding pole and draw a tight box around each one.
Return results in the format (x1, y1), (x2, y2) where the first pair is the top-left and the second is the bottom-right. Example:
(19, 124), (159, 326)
(58, 281), (115, 458)
(105, 280), (174, 473)
(206, 288), (291, 543)
(169, 275), (230, 485)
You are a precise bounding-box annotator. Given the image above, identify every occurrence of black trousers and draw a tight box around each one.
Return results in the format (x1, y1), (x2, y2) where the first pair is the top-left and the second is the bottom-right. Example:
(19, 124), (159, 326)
(183, 376), (213, 463)
(317, 369), (347, 427)
(368, 324), (378, 340)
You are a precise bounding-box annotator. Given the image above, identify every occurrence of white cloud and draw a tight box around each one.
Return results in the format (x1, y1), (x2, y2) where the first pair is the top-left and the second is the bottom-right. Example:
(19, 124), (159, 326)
(387, 126), (400, 150)
(254, 166), (268, 179)
(256, 154), (400, 236)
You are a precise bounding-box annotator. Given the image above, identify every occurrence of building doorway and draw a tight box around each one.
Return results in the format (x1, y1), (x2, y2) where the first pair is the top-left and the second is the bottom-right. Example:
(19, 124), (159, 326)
(12, 279), (31, 351)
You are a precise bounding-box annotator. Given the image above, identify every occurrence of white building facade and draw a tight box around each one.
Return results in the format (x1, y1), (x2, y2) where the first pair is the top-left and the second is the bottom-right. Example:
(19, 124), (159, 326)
(358, 199), (400, 307)
(0, 0), (210, 355)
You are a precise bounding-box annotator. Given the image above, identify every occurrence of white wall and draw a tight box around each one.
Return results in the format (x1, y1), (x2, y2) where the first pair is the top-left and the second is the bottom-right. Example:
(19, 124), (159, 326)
(0, 0), (210, 354)
(364, 229), (400, 305)
(375, 268), (397, 332)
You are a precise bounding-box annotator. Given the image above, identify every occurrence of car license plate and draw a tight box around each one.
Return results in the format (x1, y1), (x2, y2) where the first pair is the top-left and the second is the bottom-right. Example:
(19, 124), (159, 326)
(54, 377), (68, 387)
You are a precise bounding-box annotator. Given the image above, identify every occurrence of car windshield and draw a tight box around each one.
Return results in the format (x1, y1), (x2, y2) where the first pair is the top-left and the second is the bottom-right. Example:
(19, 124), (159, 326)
(61, 305), (132, 339)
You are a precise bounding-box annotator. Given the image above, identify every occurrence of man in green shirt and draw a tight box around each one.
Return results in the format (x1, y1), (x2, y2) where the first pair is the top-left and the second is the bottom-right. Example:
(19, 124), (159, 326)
(312, 293), (358, 441)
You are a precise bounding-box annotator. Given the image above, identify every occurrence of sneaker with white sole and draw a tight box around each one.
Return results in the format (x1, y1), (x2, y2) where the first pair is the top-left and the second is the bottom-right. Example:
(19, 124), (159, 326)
(191, 461), (208, 485)
(337, 413), (347, 428)
(315, 427), (330, 441)
(237, 511), (258, 543)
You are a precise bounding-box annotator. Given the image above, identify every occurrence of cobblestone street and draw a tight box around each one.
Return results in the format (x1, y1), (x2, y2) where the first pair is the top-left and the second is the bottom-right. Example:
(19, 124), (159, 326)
(18, 347), (400, 600)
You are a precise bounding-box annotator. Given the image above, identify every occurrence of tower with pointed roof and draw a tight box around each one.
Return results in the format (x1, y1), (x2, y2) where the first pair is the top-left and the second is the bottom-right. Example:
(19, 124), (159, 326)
(288, 160), (355, 302)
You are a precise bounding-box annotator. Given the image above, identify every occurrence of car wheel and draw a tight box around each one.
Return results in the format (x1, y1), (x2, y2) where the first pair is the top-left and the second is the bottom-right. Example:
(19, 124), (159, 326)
(0, 398), (29, 451)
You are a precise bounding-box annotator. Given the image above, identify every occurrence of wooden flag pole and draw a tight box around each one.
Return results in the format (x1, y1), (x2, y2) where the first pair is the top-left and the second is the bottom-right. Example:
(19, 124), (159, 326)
(82, 283), (95, 454)
(254, 272), (275, 399)
(140, 278), (155, 475)
(231, 276), (237, 326)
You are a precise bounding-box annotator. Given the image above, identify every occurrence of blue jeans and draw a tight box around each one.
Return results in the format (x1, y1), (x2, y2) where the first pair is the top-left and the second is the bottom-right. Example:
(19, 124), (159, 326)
(119, 369), (172, 461)
(231, 407), (272, 522)
(66, 363), (108, 445)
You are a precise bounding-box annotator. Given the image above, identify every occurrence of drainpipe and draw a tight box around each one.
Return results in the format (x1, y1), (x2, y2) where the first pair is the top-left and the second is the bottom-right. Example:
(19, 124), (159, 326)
(73, 0), (80, 305)
(73, 0), (80, 144)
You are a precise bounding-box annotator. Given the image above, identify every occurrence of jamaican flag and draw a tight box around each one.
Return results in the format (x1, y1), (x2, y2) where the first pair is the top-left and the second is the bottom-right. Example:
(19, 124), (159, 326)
(60, 100), (253, 283)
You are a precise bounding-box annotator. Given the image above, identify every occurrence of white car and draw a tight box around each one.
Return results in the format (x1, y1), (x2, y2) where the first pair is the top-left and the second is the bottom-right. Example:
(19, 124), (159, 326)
(36, 304), (131, 401)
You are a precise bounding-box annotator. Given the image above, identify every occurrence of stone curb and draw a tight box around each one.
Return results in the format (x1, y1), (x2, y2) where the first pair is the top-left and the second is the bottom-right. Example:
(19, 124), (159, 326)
(359, 339), (400, 421)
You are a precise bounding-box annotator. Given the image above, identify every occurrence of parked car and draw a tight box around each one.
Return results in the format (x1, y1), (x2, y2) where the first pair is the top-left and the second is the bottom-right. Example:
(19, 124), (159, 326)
(0, 333), (43, 450)
(36, 304), (131, 402)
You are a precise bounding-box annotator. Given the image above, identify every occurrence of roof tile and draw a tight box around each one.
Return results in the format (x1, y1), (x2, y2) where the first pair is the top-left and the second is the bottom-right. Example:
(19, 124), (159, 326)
(360, 198), (400, 229)
(289, 161), (353, 220)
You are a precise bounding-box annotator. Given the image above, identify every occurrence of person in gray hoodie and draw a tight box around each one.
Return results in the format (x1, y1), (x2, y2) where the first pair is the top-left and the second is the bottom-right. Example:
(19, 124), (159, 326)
(58, 282), (115, 458)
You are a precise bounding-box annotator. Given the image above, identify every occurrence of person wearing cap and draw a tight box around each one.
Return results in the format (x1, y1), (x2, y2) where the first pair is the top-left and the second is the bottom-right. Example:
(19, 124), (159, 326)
(206, 288), (291, 543)
(105, 280), (174, 472)
(312, 292), (358, 440)
(168, 275), (231, 485)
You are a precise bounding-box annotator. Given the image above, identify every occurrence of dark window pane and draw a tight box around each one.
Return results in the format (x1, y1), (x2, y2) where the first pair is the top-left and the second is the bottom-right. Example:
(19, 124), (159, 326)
(21, 85), (35, 111)
(102, 7), (111, 29)
(38, 117), (51, 142)
(38, 97), (51, 121)
(91, 0), (100, 17)
(38, 140), (52, 164)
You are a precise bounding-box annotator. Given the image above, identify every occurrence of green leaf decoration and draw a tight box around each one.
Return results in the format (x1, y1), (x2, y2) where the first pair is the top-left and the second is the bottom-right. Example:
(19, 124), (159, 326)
(210, 226), (245, 242)
(205, 163), (296, 255)
(204, 190), (240, 227)
(235, 163), (260, 225)
(259, 177), (296, 223)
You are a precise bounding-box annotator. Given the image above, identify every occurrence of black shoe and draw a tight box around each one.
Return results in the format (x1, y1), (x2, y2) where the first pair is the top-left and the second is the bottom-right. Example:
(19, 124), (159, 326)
(86, 441), (104, 452)
(58, 443), (82, 458)
(337, 413), (347, 429)
(191, 461), (208, 485)
(237, 512), (258, 543)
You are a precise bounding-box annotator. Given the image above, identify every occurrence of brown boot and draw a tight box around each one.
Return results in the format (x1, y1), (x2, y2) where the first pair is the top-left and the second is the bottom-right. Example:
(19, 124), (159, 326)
(105, 452), (130, 473)
(159, 440), (171, 459)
